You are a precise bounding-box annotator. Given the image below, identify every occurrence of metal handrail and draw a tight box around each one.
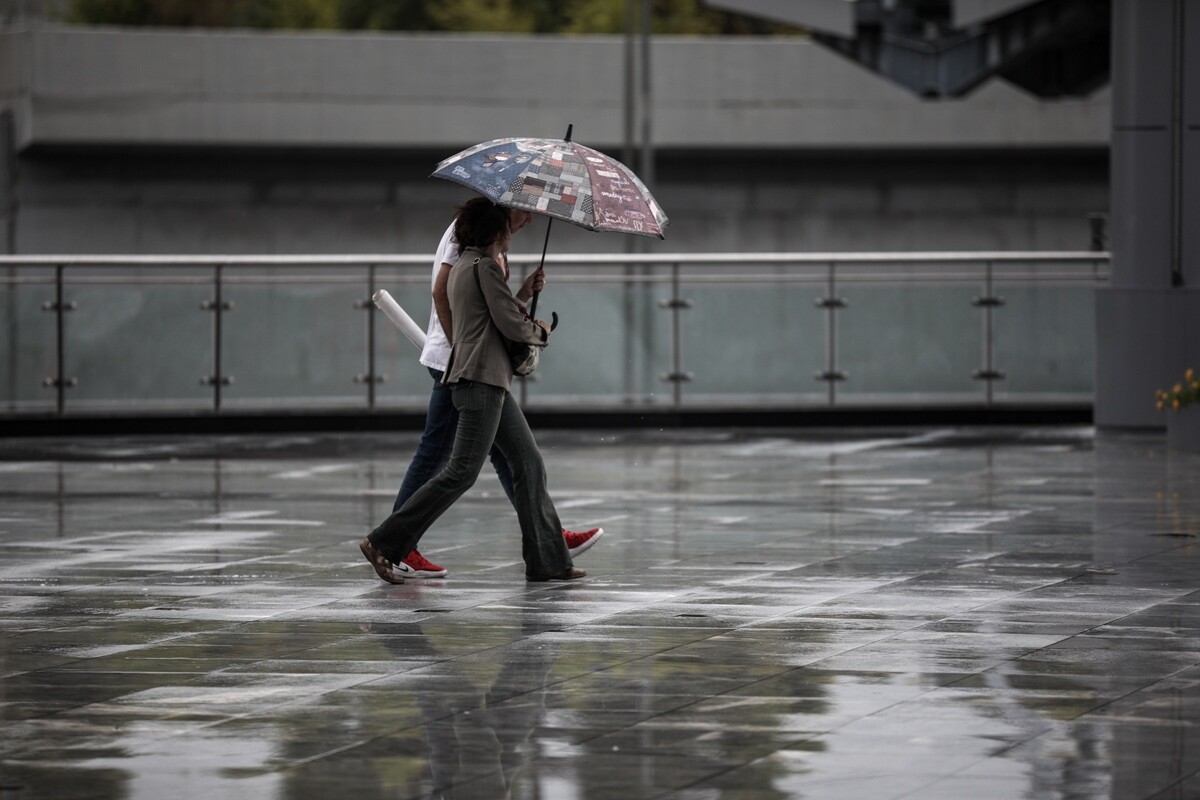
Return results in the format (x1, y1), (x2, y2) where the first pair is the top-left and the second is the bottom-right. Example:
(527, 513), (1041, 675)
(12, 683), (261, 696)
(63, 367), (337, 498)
(0, 251), (1110, 265)
(2, 251), (1111, 417)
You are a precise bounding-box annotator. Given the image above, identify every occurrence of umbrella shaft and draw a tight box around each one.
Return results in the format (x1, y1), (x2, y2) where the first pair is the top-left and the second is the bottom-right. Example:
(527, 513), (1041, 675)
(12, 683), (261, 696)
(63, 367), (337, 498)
(529, 122), (571, 320)
(530, 216), (554, 319)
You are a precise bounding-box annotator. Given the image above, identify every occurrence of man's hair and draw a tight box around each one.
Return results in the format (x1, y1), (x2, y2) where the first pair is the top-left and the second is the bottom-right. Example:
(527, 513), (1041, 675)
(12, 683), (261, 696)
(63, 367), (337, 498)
(454, 197), (510, 250)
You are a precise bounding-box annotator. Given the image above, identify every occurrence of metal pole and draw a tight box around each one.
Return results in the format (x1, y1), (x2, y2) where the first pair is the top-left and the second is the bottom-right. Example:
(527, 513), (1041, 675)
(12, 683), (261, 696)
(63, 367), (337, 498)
(984, 264), (994, 405)
(826, 264), (837, 406)
(639, 0), (654, 192)
(367, 264), (377, 410)
(214, 264), (224, 412)
(54, 264), (65, 415)
(41, 264), (77, 414)
(656, 262), (693, 407)
(622, 256), (638, 404)
(199, 265), (235, 412)
(1170, 0), (1185, 287)
(969, 260), (1005, 403)
(639, 2), (657, 405)
(671, 263), (683, 407)
(624, 0), (637, 172)
(814, 263), (847, 404)
(1, 110), (16, 255)
(623, 0), (638, 404)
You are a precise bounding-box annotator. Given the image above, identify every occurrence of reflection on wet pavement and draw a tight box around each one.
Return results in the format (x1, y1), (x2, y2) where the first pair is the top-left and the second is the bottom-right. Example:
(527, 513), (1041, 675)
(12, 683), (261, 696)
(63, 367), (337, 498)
(1, 427), (1198, 799)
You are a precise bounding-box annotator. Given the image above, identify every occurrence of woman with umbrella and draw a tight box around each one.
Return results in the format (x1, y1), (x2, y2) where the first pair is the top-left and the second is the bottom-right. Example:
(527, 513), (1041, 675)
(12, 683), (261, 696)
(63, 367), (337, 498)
(359, 199), (584, 584)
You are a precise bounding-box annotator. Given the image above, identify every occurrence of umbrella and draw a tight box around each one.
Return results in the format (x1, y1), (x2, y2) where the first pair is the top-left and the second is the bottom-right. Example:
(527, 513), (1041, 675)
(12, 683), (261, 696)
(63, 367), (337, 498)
(431, 125), (668, 321)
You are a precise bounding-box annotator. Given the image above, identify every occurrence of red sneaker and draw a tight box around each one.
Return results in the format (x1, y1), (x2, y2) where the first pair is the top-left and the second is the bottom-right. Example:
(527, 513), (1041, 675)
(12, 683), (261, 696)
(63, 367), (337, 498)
(563, 527), (604, 559)
(396, 549), (447, 579)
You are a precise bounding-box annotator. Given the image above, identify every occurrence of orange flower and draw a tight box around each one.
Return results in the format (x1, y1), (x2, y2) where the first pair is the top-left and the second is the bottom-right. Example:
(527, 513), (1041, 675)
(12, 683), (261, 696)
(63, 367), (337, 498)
(1153, 370), (1197, 411)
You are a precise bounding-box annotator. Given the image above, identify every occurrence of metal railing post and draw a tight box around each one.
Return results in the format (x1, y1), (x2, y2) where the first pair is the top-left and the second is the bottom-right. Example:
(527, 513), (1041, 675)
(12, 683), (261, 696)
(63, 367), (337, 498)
(40, 263), (77, 415)
(814, 262), (848, 405)
(368, 264), (377, 408)
(52, 265), (65, 414)
(622, 260), (637, 403)
(971, 261), (1006, 405)
(658, 261), (693, 406)
(354, 264), (384, 409)
(200, 264), (234, 412)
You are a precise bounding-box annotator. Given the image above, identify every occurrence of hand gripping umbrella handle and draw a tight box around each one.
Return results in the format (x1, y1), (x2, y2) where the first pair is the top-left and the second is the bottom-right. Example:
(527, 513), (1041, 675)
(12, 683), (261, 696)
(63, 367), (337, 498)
(528, 281), (541, 319)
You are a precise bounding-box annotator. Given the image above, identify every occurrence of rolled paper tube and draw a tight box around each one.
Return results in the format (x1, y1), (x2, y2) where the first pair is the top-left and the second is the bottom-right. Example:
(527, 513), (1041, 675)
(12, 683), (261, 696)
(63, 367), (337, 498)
(372, 290), (427, 350)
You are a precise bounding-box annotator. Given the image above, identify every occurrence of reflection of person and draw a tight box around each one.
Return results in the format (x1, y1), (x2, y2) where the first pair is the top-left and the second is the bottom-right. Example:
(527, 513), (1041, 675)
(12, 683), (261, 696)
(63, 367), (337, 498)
(372, 618), (558, 799)
(388, 199), (603, 580)
(361, 200), (586, 583)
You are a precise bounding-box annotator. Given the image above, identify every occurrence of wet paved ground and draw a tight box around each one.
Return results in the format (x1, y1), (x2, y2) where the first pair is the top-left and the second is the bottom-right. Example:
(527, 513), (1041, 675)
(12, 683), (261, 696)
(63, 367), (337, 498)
(1, 426), (1199, 800)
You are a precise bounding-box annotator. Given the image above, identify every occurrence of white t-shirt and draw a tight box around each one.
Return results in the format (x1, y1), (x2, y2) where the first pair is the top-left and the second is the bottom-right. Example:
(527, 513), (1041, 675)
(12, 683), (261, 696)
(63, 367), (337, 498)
(419, 222), (461, 372)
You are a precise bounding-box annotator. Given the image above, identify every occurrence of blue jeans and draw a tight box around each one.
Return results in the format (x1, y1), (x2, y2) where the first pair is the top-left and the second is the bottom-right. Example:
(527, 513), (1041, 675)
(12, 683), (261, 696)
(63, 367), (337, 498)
(370, 380), (571, 579)
(393, 368), (516, 513)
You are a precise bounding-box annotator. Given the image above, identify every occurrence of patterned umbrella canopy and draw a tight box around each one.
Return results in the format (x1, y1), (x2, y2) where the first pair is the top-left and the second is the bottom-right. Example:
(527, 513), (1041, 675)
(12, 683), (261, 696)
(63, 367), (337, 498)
(431, 136), (669, 239)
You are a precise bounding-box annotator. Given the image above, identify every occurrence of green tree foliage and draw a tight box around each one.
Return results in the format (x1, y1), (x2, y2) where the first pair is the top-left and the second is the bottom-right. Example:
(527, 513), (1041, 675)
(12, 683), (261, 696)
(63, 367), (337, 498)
(67, 0), (239, 27)
(336, 0), (437, 31)
(561, 0), (627, 35)
(427, 0), (537, 34)
(242, 0), (338, 29)
(68, 0), (335, 28)
(65, 0), (804, 35)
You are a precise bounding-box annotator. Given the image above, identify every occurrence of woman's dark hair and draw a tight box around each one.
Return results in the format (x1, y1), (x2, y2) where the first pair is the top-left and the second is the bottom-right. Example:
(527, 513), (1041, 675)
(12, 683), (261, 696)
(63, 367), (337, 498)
(454, 198), (510, 249)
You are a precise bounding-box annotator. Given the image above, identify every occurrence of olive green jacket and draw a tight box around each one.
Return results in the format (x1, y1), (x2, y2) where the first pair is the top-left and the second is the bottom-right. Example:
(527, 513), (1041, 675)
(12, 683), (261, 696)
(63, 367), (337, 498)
(444, 247), (548, 391)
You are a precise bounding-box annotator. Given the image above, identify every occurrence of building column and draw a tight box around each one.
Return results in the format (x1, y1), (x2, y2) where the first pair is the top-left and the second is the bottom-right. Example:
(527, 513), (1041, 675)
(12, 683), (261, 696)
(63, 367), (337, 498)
(0, 109), (14, 254)
(1096, 0), (1200, 427)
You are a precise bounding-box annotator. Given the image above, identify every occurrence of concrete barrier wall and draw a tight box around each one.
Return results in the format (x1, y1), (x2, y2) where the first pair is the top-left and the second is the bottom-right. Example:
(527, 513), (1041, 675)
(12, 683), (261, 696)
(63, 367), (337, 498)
(11, 148), (1106, 255)
(4, 25), (1108, 151)
(0, 25), (1109, 257)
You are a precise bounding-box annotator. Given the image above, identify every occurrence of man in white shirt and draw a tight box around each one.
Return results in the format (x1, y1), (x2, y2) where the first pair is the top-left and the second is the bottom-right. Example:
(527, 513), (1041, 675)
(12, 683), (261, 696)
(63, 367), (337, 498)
(389, 200), (604, 578)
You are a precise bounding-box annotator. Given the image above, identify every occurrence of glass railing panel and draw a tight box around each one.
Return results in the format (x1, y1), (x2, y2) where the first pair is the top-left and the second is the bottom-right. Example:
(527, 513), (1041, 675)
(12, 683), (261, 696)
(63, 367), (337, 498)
(219, 268), (370, 409)
(61, 270), (214, 411)
(522, 268), (672, 407)
(836, 280), (983, 404)
(679, 275), (827, 405)
(992, 283), (1096, 400)
(2, 267), (58, 413)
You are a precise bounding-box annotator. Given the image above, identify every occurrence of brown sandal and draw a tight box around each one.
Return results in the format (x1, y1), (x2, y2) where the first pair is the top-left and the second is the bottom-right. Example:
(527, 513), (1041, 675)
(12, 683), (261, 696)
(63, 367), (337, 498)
(360, 538), (404, 584)
(526, 567), (587, 582)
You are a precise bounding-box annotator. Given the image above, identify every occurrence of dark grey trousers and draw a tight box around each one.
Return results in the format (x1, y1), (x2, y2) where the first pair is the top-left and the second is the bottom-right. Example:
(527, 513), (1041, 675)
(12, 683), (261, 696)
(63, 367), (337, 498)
(367, 379), (572, 579)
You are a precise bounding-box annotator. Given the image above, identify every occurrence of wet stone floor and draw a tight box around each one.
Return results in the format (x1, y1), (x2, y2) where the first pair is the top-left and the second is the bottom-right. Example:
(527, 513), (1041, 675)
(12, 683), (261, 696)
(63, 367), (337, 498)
(1, 426), (1199, 800)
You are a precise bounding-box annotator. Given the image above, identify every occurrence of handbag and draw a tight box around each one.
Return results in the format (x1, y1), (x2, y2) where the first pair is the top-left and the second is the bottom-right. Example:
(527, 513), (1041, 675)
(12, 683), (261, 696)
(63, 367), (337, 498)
(473, 259), (543, 377)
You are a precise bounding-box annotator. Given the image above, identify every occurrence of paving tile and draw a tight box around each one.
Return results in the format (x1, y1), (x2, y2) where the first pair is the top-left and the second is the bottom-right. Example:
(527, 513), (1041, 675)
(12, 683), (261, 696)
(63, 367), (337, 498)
(0, 427), (1198, 799)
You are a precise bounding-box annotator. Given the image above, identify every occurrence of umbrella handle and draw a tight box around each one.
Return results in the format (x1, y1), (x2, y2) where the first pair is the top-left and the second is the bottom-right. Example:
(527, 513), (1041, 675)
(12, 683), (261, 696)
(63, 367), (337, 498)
(527, 300), (557, 331)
